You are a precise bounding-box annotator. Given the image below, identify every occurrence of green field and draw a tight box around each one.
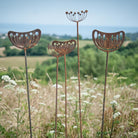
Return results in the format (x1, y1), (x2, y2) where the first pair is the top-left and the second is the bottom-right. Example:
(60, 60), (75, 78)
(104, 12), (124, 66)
(0, 40), (93, 69)
(0, 56), (54, 69)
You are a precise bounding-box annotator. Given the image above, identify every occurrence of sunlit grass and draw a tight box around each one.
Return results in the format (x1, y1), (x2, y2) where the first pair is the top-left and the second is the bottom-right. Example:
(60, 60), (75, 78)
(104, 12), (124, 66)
(0, 73), (137, 137)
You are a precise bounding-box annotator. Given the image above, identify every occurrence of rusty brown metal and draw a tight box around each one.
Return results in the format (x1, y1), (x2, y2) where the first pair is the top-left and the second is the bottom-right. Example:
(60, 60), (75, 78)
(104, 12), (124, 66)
(51, 40), (76, 138)
(8, 29), (41, 138)
(48, 45), (63, 138)
(92, 29), (125, 138)
(92, 30), (125, 52)
(65, 10), (88, 138)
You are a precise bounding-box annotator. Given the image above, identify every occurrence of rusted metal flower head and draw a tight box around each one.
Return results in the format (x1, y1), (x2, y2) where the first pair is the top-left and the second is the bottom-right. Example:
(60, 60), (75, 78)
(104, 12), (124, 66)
(8, 29), (41, 49)
(65, 10), (88, 22)
(48, 44), (63, 58)
(92, 29), (125, 52)
(51, 40), (76, 55)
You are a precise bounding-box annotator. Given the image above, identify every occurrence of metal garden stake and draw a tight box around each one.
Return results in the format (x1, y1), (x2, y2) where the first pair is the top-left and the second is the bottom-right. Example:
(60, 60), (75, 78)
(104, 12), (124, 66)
(65, 10), (88, 138)
(8, 29), (41, 138)
(48, 44), (63, 138)
(92, 29), (125, 138)
(52, 40), (76, 138)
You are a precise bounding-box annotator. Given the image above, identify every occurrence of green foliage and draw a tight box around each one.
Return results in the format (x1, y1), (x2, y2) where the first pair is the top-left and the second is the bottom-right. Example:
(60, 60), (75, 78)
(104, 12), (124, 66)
(0, 124), (17, 138)
(126, 32), (138, 41)
(32, 40), (138, 85)
(2, 35), (50, 56)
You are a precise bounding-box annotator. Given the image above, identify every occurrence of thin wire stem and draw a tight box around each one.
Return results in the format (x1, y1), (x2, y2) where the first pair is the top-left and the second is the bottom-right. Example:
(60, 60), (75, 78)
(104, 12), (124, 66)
(24, 49), (32, 138)
(55, 57), (59, 138)
(101, 52), (109, 138)
(77, 21), (82, 138)
(110, 107), (115, 138)
(64, 54), (67, 138)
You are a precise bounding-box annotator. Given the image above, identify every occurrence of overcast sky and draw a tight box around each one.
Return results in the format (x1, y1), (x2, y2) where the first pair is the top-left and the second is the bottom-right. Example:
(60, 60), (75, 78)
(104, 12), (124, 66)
(0, 0), (138, 27)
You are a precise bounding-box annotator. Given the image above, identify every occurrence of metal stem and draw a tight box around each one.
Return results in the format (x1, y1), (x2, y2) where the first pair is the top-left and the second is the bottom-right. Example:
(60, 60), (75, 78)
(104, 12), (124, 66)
(77, 21), (82, 138)
(110, 107), (115, 138)
(64, 54), (67, 138)
(101, 52), (109, 138)
(55, 57), (59, 138)
(24, 49), (32, 138)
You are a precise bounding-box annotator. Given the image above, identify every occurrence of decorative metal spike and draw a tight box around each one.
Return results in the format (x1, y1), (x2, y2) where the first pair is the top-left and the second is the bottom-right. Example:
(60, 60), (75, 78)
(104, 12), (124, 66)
(8, 29), (41, 138)
(92, 29), (125, 138)
(50, 40), (76, 138)
(65, 10), (88, 138)
(48, 44), (63, 138)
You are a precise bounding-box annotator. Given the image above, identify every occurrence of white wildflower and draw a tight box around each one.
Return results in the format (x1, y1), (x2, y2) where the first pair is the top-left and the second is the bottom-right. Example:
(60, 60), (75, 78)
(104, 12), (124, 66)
(0, 91), (2, 95)
(81, 92), (89, 96)
(4, 84), (15, 89)
(31, 106), (38, 113)
(132, 108), (138, 111)
(16, 87), (26, 94)
(130, 83), (136, 87)
(110, 100), (118, 106)
(120, 125), (124, 129)
(75, 86), (79, 90)
(52, 84), (63, 88)
(9, 80), (17, 86)
(89, 89), (95, 93)
(1, 75), (11, 82)
(83, 101), (91, 104)
(57, 114), (64, 117)
(97, 93), (102, 96)
(108, 72), (119, 77)
(73, 126), (77, 129)
(76, 110), (84, 113)
(91, 95), (97, 98)
(93, 77), (98, 80)
(30, 81), (40, 89)
(39, 102), (46, 106)
(113, 112), (121, 119)
(72, 80), (77, 83)
(84, 75), (88, 78)
(70, 76), (78, 80)
(57, 114), (63, 117)
(60, 94), (65, 98)
(49, 130), (55, 134)
(31, 89), (39, 94)
(117, 77), (127, 80)
(114, 95), (120, 99)
(67, 97), (74, 101)
(62, 124), (65, 127)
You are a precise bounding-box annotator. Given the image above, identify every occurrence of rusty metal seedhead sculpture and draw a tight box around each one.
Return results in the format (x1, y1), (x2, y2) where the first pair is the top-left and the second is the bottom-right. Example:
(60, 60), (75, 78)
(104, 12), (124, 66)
(49, 40), (76, 138)
(8, 29), (41, 49)
(66, 10), (88, 22)
(48, 44), (63, 138)
(92, 29), (125, 52)
(92, 29), (125, 138)
(65, 10), (88, 138)
(52, 40), (76, 54)
(8, 29), (41, 138)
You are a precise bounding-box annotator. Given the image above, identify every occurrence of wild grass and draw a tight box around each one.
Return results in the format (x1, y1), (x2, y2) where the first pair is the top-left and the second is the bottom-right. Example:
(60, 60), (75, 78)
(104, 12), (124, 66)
(0, 73), (137, 137)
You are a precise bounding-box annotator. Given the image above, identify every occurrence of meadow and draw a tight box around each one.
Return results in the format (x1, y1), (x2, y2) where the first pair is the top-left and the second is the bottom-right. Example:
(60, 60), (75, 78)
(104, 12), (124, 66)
(0, 73), (137, 137)
(0, 35), (137, 137)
